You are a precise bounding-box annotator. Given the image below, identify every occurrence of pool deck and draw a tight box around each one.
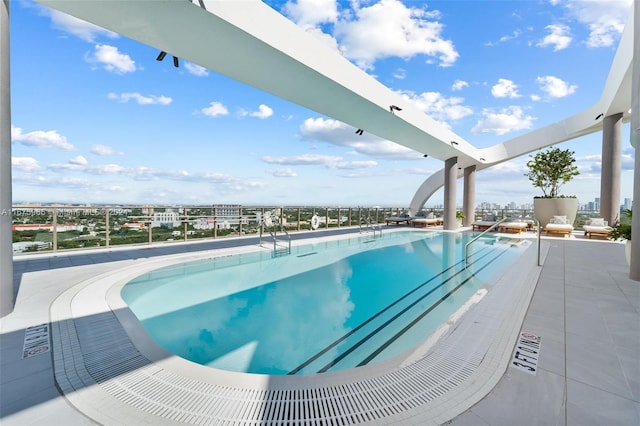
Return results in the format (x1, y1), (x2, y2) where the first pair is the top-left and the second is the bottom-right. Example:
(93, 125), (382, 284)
(1, 227), (639, 425)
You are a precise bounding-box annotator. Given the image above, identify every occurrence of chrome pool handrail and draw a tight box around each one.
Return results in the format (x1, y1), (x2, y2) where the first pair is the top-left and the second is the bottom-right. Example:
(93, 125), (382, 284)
(259, 212), (291, 256)
(464, 217), (508, 269)
(359, 207), (382, 238)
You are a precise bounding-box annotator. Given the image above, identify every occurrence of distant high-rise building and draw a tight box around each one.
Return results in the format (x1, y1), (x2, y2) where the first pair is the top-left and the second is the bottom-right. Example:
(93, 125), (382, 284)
(213, 204), (241, 217)
(151, 209), (180, 228)
(623, 198), (632, 210)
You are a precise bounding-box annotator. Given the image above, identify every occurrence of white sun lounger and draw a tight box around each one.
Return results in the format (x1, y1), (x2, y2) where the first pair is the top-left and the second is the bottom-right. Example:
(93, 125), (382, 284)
(544, 223), (574, 237)
(583, 218), (612, 239)
(498, 222), (528, 234)
(411, 217), (442, 228)
(385, 213), (412, 225)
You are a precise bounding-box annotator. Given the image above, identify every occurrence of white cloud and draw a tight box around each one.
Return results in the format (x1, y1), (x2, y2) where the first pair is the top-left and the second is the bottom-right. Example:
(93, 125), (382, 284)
(262, 153), (377, 170)
(299, 117), (422, 159)
(282, 0), (458, 70)
(48, 10), (118, 42)
(491, 78), (520, 99)
(93, 164), (126, 174)
(479, 160), (526, 176)
(498, 29), (523, 43)
(262, 153), (342, 166)
(107, 92), (172, 105)
(47, 162), (82, 172)
(125, 167), (265, 194)
(346, 140), (422, 159)
(267, 168), (298, 178)
(398, 90), (473, 122)
(283, 0), (339, 29)
(87, 44), (136, 74)
(200, 102), (229, 117)
(69, 155), (88, 166)
(244, 104), (274, 119)
(536, 75), (577, 98)
(537, 24), (572, 51)
(339, 160), (378, 169)
(334, 0), (458, 70)
(184, 62), (209, 77)
(11, 125), (75, 151)
(471, 106), (535, 136)
(48, 161), (125, 175)
(12, 157), (40, 172)
(91, 144), (122, 156)
(393, 68), (407, 80)
(564, 0), (631, 48)
(304, 27), (342, 52)
(45, 159), (267, 193)
(451, 80), (469, 91)
(621, 147), (636, 170)
(578, 148), (636, 173)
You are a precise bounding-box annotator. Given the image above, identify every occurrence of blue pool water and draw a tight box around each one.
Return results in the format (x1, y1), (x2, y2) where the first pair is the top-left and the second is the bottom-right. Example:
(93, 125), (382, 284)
(122, 231), (530, 375)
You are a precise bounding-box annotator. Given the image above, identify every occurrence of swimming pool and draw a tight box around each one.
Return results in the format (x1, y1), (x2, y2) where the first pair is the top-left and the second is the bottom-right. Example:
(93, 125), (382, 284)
(122, 231), (530, 375)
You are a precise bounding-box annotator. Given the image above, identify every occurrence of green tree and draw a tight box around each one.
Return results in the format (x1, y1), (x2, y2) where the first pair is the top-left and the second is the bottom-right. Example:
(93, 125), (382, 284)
(525, 147), (580, 197)
(610, 209), (632, 241)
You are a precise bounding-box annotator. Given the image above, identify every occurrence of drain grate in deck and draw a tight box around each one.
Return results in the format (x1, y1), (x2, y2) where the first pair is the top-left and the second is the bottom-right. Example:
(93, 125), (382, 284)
(53, 309), (485, 425)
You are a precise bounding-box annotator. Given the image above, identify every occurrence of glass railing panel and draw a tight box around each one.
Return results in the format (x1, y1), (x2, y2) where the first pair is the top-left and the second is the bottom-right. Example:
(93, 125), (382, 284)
(11, 205), (608, 255)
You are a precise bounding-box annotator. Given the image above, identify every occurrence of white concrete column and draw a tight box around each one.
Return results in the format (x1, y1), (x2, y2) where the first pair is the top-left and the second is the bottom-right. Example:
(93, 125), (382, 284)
(463, 165), (476, 227)
(443, 157), (457, 230)
(0, 0), (13, 316)
(600, 112), (623, 226)
(630, 0), (639, 281)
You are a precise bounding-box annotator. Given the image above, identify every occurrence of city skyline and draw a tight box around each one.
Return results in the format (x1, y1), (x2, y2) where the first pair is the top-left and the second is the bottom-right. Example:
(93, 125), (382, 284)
(10, 195), (633, 212)
(10, 0), (635, 207)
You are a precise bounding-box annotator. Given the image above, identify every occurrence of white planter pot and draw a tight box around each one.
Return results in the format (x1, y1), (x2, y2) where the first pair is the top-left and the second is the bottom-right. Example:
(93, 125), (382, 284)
(533, 198), (579, 227)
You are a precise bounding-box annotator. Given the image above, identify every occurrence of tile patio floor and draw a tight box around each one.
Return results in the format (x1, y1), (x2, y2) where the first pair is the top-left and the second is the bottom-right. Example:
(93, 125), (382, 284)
(1, 229), (638, 425)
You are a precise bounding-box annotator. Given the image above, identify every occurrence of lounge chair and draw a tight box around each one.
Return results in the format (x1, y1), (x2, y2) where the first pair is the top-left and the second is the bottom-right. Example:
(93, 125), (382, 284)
(471, 214), (497, 231)
(583, 218), (612, 239)
(544, 215), (574, 237)
(385, 212), (412, 225)
(411, 211), (442, 228)
(498, 221), (528, 234)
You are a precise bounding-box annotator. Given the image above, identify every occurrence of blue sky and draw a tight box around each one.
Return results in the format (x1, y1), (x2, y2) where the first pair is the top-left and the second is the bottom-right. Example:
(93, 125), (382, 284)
(9, 0), (634, 207)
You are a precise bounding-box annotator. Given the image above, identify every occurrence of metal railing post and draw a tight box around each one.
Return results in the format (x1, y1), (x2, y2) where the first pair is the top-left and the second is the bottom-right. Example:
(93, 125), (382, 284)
(105, 208), (110, 248)
(52, 207), (58, 252)
(213, 208), (218, 239)
(325, 208), (329, 229)
(183, 219), (188, 242)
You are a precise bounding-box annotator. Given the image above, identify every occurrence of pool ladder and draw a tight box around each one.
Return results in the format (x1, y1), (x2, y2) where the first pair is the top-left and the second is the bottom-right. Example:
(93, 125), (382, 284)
(259, 213), (291, 257)
(359, 208), (382, 238)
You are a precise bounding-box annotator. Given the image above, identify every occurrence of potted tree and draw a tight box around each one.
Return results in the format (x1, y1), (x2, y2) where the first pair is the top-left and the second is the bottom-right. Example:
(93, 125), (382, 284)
(609, 209), (632, 264)
(525, 147), (580, 227)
